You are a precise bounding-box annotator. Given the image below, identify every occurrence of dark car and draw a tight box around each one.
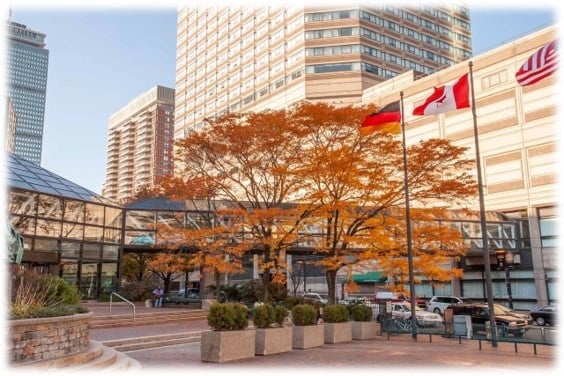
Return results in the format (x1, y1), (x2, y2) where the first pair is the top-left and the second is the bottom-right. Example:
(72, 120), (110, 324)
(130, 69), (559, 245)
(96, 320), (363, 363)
(164, 290), (202, 306)
(450, 303), (529, 337)
(530, 305), (557, 326)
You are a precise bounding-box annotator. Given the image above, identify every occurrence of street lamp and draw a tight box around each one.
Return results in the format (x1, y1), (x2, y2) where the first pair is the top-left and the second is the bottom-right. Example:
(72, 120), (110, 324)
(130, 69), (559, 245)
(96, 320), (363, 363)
(495, 249), (514, 309)
(295, 258), (307, 294)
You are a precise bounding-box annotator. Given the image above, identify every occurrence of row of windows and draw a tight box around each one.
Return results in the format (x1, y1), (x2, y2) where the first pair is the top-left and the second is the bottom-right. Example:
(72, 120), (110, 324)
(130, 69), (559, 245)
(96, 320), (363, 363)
(305, 44), (435, 75)
(304, 7), (471, 43)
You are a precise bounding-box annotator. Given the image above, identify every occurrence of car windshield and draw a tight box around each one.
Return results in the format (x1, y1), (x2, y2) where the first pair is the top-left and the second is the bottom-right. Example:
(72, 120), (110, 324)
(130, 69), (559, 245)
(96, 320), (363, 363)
(400, 303), (421, 311)
(493, 304), (513, 315)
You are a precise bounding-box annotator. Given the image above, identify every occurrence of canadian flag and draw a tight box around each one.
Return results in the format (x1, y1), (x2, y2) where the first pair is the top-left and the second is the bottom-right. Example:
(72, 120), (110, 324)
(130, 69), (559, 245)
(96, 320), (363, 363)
(412, 73), (470, 116)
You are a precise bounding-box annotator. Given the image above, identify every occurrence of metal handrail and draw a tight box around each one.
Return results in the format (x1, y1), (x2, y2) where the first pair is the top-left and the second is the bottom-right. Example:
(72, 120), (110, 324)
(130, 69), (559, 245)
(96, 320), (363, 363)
(109, 292), (136, 323)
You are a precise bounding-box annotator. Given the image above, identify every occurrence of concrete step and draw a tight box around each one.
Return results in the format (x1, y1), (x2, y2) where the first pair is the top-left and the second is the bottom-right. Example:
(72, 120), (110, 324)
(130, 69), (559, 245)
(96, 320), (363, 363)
(91, 310), (207, 329)
(73, 344), (141, 370)
(102, 331), (203, 352)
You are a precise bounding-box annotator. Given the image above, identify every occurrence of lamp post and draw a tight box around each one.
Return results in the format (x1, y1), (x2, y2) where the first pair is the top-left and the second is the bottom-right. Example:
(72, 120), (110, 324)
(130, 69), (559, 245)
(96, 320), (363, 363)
(295, 258), (307, 294)
(495, 249), (514, 309)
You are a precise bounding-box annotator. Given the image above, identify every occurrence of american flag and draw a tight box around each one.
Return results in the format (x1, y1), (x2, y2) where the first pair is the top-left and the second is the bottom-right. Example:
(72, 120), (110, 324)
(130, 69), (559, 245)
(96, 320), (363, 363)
(515, 39), (558, 86)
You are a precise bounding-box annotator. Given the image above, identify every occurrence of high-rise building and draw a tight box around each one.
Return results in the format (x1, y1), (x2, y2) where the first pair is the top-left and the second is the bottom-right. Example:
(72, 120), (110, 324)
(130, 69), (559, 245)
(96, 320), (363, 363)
(102, 85), (175, 203)
(174, 4), (472, 138)
(6, 21), (49, 165)
(5, 97), (17, 153)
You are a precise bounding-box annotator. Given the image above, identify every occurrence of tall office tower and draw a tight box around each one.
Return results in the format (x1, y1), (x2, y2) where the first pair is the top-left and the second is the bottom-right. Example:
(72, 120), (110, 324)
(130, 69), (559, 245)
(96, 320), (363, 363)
(6, 21), (49, 165)
(102, 86), (175, 203)
(174, 4), (472, 138)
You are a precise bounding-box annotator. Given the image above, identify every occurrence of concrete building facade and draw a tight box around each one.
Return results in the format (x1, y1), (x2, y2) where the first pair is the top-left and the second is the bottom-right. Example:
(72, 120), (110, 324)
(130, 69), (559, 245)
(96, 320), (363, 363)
(102, 85), (175, 203)
(362, 25), (558, 308)
(174, 4), (471, 138)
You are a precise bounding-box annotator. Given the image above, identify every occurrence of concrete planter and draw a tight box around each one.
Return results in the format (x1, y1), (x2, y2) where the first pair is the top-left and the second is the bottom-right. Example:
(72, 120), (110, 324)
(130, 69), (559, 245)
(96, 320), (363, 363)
(292, 325), (324, 349)
(200, 329), (256, 363)
(324, 321), (352, 344)
(255, 326), (293, 355)
(351, 321), (378, 340)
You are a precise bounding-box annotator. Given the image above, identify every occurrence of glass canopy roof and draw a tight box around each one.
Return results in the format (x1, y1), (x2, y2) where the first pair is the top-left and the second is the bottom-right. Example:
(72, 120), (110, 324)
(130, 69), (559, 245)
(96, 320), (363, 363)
(6, 152), (118, 206)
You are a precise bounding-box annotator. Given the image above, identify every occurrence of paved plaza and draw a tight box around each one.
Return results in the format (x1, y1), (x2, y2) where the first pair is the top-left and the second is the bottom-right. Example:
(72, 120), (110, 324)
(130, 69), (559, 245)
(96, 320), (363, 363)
(88, 302), (559, 374)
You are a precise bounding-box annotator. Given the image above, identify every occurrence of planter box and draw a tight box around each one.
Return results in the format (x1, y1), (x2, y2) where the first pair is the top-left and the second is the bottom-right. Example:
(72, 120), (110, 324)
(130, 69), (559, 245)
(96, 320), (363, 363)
(292, 325), (325, 349)
(324, 321), (352, 344)
(201, 329), (255, 363)
(351, 321), (378, 340)
(255, 326), (293, 355)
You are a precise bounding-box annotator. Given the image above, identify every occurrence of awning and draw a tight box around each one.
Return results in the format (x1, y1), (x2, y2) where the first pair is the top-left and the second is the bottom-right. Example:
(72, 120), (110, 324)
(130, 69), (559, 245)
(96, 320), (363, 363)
(351, 271), (387, 283)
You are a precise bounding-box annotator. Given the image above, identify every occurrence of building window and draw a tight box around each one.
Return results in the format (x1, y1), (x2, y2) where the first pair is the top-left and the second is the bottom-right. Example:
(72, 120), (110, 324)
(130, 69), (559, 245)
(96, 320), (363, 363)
(538, 206), (558, 248)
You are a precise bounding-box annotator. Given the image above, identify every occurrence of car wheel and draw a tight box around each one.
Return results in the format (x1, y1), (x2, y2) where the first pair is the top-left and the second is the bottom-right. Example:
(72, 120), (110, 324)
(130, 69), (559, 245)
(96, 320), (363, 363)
(536, 317), (546, 326)
(433, 308), (441, 314)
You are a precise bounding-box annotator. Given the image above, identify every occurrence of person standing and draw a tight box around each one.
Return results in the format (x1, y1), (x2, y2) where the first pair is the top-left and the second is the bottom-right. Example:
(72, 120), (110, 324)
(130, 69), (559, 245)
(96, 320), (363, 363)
(153, 286), (163, 308)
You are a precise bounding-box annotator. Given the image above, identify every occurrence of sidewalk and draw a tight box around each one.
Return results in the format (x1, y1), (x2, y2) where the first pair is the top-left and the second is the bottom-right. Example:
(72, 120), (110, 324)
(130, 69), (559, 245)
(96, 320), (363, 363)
(86, 301), (558, 372)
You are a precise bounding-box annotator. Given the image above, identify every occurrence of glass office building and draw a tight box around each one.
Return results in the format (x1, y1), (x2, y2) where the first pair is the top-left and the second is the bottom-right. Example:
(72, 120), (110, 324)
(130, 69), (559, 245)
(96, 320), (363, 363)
(7, 153), (122, 299)
(6, 21), (49, 165)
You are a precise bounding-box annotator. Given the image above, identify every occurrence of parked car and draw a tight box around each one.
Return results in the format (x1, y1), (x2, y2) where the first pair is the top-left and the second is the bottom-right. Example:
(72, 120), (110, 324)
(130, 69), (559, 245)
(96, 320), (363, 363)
(449, 303), (529, 336)
(163, 290), (202, 306)
(378, 301), (443, 327)
(374, 291), (427, 309)
(300, 292), (328, 305)
(426, 295), (473, 315)
(530, 304), (557, 326)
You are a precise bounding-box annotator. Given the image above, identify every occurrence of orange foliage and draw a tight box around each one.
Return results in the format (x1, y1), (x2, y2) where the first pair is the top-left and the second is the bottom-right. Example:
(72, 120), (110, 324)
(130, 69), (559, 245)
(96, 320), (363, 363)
(169, 101), (476, 303)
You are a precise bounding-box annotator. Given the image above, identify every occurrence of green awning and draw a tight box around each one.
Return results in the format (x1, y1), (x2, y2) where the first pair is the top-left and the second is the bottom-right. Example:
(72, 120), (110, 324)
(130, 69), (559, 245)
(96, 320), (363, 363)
(351, 271), (387, 283)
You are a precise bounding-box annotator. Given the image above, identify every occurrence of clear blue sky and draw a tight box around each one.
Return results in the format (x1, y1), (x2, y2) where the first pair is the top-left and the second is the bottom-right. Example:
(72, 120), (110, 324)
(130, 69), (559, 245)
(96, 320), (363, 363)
(4, 3), (558, 195)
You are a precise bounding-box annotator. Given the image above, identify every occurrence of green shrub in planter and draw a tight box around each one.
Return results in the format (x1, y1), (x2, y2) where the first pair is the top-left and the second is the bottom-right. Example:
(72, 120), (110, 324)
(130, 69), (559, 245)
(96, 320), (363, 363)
(253, 303), (275, 328)
(323, 304), (349, 323)
(350, 304), (373, 321)
(207, 302), (249, 331)
(291, 304), (316, 326)
(274, 305), (289, 326)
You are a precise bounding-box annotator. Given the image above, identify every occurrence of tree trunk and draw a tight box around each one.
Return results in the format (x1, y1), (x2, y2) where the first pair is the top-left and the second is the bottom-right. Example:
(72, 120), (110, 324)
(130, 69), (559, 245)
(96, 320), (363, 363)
(326, 270), (337, 305)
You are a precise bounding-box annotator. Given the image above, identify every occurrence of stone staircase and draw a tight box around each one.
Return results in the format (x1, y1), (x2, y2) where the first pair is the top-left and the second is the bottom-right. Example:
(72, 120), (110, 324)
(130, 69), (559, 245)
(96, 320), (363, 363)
(90, 308), (208, 329)
(102, 331), (203, 352)
(14, 341), (142, 371)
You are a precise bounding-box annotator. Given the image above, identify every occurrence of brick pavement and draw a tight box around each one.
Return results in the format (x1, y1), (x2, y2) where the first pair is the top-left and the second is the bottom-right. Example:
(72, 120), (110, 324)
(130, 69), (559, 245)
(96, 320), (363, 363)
(86, 301), (559, 372)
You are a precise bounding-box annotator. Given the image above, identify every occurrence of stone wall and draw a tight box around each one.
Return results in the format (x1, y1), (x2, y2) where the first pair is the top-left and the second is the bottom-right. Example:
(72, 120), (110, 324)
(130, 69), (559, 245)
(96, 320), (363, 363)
(8, 312), (92, 365)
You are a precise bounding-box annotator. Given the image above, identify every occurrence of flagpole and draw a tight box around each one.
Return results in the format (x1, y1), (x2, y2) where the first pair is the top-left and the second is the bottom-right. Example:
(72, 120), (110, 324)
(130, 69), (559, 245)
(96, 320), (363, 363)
(399, 91), (417, 340)
(468, 61), (498, 347)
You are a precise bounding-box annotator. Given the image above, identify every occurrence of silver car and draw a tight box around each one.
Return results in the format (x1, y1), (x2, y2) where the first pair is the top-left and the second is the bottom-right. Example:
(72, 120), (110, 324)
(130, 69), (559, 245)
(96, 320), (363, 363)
(390, 301), (443, 327)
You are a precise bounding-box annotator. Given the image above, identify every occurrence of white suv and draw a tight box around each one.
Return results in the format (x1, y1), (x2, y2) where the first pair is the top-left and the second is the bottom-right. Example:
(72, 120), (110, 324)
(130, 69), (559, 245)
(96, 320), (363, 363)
(426, 296), (472, 315)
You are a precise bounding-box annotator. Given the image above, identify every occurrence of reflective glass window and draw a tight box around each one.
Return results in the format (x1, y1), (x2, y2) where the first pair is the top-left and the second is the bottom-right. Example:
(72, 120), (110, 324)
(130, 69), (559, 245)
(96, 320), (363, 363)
(34, 238), (59, 252)
(104, 227), (121, 243)
(101, 262), (118, 292)
(125, 230), (155, 245)
(64, 200), (85, 223)
(125, 210), (156, 230)
(84, 225), (104, 242)
(83, 243), (101, 260)
(85, 203), (105, 226)
(36, 219), (61, 237)
(10, 191), (37, 216)
(37, 194), (62, 219)
(157, 211), (185, 229)
(105, 206), (123, 228)
(102, 245), (119, 260)
(60, 240), (81, 258)
(62, 222), (84, 240)
(11, 215), (36, 235)
(61, 261), (79, 286)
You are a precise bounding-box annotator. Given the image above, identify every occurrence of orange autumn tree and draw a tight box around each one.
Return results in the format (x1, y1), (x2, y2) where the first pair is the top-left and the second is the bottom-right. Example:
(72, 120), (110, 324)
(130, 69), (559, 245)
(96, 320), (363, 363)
(174, 109), (319, 301)
(291, 102), (476, 304)
(145, 251), (195, 293)
(173, 101), (476, 303)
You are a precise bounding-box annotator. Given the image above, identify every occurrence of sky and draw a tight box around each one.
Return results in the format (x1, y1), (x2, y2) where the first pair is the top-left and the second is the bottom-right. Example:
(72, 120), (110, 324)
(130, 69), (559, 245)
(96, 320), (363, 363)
(2, 1), (559, 195)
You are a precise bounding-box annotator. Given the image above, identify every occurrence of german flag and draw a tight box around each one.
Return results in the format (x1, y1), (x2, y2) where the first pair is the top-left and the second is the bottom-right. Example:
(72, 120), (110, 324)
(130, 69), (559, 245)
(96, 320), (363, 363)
(360, 101), (401, 135)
